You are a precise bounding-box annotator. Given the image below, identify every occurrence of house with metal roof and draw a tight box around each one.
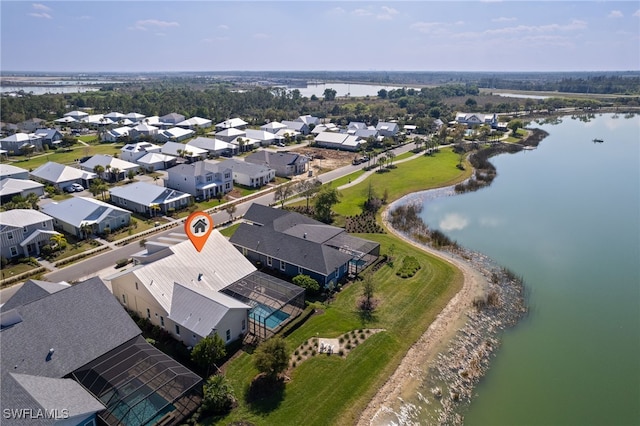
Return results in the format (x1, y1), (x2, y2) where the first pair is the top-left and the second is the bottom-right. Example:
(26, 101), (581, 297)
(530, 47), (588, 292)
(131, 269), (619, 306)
(215, 117), (248, 130)
(281, 120), (310, 135)
(260, 121), (288, 134)
(33, 128), (63, 147)
(124, 112), (146, 122)
(375, 121), (400, 137)
(156, 126), (195, 143)
(30, 161), (96, 190)
(0, 164), (29, 180)
(109, 182), (193, 216)
(0, 133), (44, 155)
(245, 129), (284, 146)
(0, 277), (203, 426)
(165, 160), (232, 200)
(120, 142), (162, 163)
(104, 111), (126, 122)
(160, 141), (208, 162)
(186, 136), (237, 157)
(17, 118), (46, 133)
(244, 150), (309, 177)
(136, 152), (178, 171)
(63, 110), (89, 121)
(296, 115), (320, 126)
(314, 131), (363, 151)
(455, 112), (498, 128)
(0, 178), (45, 204)
(101, 126), (132, 143)
(229, 204), (380, 286)
(0, 209), (60, 259)
(160, 112), (186, 126)
(216, 158), (275, 188)
(214, 127), (246, 143)
(79, 155), (141, 182)
(41, 196), (131, 238)
(176, 117), (212, 130)
(129, 122), (159, 140)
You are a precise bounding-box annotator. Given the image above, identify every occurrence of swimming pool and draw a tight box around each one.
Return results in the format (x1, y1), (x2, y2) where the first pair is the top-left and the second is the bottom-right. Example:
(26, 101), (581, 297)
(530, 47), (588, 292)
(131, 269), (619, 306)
(103, 381), (174, 426)
(250, 304), (290, 329)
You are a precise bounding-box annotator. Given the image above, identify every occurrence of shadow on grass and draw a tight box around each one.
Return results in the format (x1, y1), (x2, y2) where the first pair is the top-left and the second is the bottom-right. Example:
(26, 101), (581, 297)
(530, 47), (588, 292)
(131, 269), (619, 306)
(244, 374), (285, 414)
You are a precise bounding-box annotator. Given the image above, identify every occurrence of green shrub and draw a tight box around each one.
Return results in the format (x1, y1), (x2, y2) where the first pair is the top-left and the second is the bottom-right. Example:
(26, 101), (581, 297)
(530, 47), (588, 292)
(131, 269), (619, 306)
(292, 274), (320, 294)
(396, 256), (421, 278)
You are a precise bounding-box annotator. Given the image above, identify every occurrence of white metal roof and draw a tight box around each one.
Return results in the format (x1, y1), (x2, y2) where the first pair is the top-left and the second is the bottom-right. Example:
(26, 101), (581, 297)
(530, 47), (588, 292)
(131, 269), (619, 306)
(30, 162), (96, 184)
(40, 197), (130, 228)
(0, 209), (54, 229)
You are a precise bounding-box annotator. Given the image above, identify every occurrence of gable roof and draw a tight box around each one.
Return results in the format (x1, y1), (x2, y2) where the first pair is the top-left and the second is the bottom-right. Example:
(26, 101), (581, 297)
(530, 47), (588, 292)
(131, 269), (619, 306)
(216, 118), (248, 129)
(0, 178), (44, 196)
(80, 154), (140, 171)
(30, 162), (96, 184)
(40, 196), (130, 228)
(177, 117), (212, 127)
(109, 234), (256, 312)
(215, 128), (245, 138)
(161, 141), (208, 157)
(245, 150), (308, 167)
(109, 182), (192, 206)
(169, 282), (250, 338)
(0, 164), (29, 178)
(187, 136), (235, 152)
(161, 127), (195, 139)
(260, 121), (287, 131)
(136, 152), (176, 165)
(121, 142), (161, 154)
(217, 158), (273, 177)
(0, 209), (53, 230)
(281, 120), (308, 132)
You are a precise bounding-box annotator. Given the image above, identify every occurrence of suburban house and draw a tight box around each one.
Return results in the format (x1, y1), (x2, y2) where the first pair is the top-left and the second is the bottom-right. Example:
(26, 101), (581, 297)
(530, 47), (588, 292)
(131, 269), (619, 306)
(102, 126), (132, 143)
(260, 121), (288, 134)
(17, 118), (46, 132)
(165, 160), (233, 200)
(79, 155), (140, 182)
(214, 127), (246, 143)
(30, 161), (96, 190)
(104, 111), (126, 122)
(63, 110), (89, 121)
(296, 114), (320, 126)
(54, 115), (78, 125)
(455, 112), (498, 128)
(41, 197), (131, 238)
(229, 204), (380, 286)
(120, 142), (162, 163)
(312, 123), (339, 134)
(109, 182), (193, 216)
(125, 112), (146, 123)
(216, 158), (275, 188)
(186, 136), (238, 157)
(33, 128), (63, 147)
(281, 120), (310, 135)
(160, 112), (186, 126)
(375, 121), (400, 137)
(0, 164), (29, 180)
(160, 141), (208, 162)
(108, 235), (254, 347)
(245, 129), (284, 146)
(0, 178), (45, 204)
(0, 133), (44, 155)
(176, 117), (212, 130)
(0, 209), (60, 259)
(314, 131), (363, 151)
(0, 277), (203, 426)
(129, 123), (159, 140)
(244, 150), (309, 177)
(215, 117), (248, 130)
(136, 152), (178, 172)
(156, 126), (195, 143)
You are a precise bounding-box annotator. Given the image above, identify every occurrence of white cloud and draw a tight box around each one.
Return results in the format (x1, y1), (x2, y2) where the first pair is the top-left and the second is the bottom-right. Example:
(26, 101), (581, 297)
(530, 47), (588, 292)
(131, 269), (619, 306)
(634, 9), (640, 18)
(202, 36), (229, 43)
(608, 10), (624, 18)
(378, 5), (399, 20)
(32, 3), (51, 11)
(492, 16), (516, 23)
(327, 7), (345, 16)
(410, 21), (450, 35)
(218, 24), (229, 30)
(439, 213), (469, 232)
(29, 12), (51, 19)
(132, 19), (180, 31)
(352, 8), (373, 17)
(484, 19), (587, 35)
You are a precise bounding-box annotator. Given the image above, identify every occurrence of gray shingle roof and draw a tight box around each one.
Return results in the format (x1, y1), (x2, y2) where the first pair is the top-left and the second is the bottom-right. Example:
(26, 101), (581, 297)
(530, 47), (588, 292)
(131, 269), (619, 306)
(0, 280), (69, 312)
(245, 151), (307, 168)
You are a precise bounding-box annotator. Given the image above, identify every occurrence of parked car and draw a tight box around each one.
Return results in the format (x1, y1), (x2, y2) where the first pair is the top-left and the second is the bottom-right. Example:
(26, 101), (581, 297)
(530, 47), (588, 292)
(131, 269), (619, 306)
(64, 183), (84, 193)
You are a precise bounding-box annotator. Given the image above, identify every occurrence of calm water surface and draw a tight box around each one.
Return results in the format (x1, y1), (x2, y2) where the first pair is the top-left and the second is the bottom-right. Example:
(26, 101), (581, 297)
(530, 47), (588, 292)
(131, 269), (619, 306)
(410, 113), (638, 425)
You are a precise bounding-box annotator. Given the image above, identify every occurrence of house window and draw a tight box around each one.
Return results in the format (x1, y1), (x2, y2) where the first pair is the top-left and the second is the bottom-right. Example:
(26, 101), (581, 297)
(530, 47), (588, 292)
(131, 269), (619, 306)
(224, 172), (230, 179)
(298, 266), (303, 274)
(267, 256), (272, 267)
(242, 319), (246, 330)
(147, 308), (151, 319)
(23, 227), (28, 233)
(206, 175), (212, 182)
(160, 316), (165, 327)
(7, 232), (13, 240)
(122, 294), (126, 305)
(225, 183), (231, 190)
(242, 247), (247, 256)
(280, 260), (286, 271)
(226, 329), (231, 341)
(175, 324), (180, 335)
(10, 246), (18, 257)
(42, 222), (48, 228)
(135, 282), (138, 290)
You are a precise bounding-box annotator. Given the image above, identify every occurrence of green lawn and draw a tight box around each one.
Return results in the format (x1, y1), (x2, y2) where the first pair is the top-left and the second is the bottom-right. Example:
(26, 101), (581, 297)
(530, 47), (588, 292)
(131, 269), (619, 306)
(5, 144), (121, 170)
(333, 148), (472, 216)
(328, 169), (366, 188)
(212, 233), (462, 425)
(218, 223), (240, 237)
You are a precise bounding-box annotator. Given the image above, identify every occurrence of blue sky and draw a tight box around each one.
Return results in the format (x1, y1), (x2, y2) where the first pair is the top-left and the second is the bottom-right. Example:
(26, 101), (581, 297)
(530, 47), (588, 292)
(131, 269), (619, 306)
(1, 1), (639, 72)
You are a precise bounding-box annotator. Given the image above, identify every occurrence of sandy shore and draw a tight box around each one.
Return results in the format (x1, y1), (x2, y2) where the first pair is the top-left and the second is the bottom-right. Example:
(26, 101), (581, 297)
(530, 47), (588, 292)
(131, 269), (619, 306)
(356, 211), (491, 426)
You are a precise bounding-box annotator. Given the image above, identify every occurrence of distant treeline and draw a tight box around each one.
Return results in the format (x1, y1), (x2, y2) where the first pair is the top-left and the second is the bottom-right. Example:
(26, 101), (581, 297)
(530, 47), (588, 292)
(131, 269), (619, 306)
(477, 75), (640, 95)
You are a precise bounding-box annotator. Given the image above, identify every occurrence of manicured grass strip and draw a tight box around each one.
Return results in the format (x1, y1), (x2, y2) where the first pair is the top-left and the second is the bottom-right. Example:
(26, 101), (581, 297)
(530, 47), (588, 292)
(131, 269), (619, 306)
(328, 169), (366, 188)
(218, 223), (240, 238)
(213, 233), (463, 426)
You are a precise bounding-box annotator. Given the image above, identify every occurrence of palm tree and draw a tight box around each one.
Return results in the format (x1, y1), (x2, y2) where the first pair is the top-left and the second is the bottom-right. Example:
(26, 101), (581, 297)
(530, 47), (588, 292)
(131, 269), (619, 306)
(105, 165), (112, 182)
(150, 203), (161, 218)
(80, 223), (93, 239)
(93, 165), (105, 179)
(49, 233), (67, 250)
(111, 167), (121, 182)
(377, 157), (386, 172)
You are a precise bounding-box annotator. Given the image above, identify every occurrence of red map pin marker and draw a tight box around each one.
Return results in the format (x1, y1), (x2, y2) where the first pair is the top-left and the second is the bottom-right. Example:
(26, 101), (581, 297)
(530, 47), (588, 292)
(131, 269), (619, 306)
(185, 211), (214, 252)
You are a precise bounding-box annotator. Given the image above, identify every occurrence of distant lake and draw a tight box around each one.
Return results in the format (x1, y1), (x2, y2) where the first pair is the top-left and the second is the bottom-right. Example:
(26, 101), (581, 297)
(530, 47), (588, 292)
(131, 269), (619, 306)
(380, 113), (640, 425)
(495, 92), (549, 99)
(286, 82), (419, 98)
